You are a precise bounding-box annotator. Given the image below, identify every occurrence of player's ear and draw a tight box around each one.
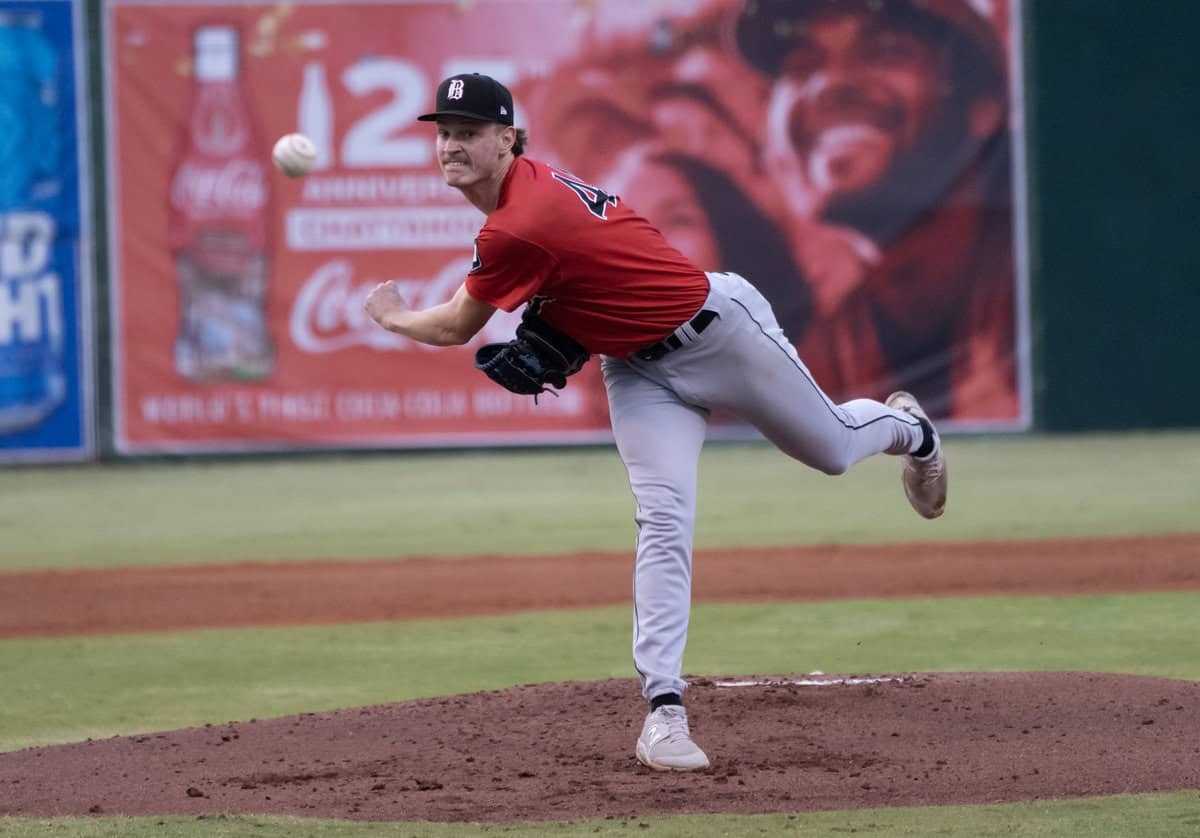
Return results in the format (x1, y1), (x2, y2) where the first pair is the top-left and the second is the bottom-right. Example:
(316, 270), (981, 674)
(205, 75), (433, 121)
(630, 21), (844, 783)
(498, 124), (516, 154)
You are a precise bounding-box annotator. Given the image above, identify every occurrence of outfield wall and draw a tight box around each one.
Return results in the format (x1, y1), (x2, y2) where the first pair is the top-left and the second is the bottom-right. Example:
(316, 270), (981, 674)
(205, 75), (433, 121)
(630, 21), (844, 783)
(1, 0), (1195, 462)
(1022, 1), (1199, 431)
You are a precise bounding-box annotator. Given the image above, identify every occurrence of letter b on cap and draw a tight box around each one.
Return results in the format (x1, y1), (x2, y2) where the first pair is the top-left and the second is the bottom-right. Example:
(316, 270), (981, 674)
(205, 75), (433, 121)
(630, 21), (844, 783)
(447, 79), (464, 100)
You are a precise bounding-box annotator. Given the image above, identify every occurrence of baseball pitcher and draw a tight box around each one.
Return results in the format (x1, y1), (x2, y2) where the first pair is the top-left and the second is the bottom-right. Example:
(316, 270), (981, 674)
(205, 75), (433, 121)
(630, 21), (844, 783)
(365, 73), (947, 772)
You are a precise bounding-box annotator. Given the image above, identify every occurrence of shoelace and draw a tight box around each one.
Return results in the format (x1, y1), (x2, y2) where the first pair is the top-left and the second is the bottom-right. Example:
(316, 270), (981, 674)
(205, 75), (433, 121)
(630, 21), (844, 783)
(654, 707), (692, 742)
(916, 455), (944, 485)
(905, 453), (943, 491)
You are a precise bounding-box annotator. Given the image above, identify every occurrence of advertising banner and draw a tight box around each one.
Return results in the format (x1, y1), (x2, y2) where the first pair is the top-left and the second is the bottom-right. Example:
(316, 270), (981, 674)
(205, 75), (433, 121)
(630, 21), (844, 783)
(0, 0), (94, 463)
(107, 0), (1027, 453)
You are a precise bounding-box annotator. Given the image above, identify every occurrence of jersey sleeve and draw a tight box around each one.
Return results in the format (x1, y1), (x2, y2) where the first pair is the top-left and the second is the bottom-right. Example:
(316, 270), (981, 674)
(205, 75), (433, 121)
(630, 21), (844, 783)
(464, 227), (558, 312)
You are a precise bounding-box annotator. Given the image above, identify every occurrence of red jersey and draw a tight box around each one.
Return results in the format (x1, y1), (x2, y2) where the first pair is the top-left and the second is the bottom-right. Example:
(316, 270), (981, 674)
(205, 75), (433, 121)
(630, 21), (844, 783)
(464, 157), (710, 357)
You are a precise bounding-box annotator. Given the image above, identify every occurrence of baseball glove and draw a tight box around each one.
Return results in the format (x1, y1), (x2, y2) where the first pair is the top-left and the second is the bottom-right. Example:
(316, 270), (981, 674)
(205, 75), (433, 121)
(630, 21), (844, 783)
(475, 309), (590, 398)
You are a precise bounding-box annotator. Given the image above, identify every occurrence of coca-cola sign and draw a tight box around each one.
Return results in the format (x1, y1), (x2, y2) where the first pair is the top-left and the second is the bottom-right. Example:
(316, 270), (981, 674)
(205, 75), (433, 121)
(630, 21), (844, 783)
(289, 256), (519, 354)
(170, 159), (266, 217)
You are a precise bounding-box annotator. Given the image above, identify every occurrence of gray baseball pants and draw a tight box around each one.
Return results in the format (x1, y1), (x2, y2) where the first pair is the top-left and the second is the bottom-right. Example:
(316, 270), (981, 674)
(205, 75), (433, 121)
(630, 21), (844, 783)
(601, 271), (925, 702)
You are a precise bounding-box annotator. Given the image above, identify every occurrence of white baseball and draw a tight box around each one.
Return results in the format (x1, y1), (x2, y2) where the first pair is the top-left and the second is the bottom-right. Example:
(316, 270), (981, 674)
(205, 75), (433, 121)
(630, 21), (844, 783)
(272, 133), (317, 178)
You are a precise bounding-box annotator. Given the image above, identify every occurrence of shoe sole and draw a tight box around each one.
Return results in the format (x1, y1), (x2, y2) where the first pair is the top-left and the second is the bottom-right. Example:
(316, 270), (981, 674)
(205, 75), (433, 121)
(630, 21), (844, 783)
(888, 391), (947, 519)
(904, 474), (946, 519)
(636, 741), (710, 771)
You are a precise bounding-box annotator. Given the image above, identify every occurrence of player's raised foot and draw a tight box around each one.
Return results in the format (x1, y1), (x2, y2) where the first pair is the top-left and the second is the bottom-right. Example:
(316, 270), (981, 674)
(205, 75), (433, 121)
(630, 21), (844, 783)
(886, 391), (947, 519)
(636, 705), (710, 771)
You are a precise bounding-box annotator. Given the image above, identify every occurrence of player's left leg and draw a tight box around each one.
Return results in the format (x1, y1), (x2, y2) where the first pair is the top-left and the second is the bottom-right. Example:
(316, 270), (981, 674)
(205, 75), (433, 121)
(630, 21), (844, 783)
(602, 356), (708, 701)
(602, 356), (711, 771)
(718, 322), (927, 476)
(658, 272), (944, 516)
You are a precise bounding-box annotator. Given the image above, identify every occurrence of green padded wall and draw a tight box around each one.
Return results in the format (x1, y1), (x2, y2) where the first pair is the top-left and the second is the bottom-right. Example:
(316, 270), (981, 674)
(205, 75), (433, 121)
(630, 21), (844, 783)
(1024, 1), (1200, 430)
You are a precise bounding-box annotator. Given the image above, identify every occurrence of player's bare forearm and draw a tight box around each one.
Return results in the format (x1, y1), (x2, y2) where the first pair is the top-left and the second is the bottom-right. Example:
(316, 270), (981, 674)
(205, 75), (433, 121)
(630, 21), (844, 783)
(364, 280), (496, 347)
(378, 303), (469, 346)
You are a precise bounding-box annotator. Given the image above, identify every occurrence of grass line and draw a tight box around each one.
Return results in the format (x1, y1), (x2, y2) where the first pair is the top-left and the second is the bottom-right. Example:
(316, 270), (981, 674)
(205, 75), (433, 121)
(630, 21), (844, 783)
(3, 593), (1198, 751)
(2, 791), (1200, 836)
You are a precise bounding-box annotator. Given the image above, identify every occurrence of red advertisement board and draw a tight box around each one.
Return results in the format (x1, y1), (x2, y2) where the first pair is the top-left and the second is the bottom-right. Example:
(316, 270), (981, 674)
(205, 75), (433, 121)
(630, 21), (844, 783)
(106, 0), (1027, 453)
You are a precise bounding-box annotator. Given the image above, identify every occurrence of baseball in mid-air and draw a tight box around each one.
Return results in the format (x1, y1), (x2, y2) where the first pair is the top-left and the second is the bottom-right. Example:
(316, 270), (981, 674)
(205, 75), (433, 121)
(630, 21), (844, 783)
(272, 132), (317, 178)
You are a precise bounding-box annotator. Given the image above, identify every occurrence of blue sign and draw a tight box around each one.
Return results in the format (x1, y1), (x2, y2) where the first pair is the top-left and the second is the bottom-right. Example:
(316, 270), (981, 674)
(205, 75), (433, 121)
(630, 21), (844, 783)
(0, 0), (93, 462)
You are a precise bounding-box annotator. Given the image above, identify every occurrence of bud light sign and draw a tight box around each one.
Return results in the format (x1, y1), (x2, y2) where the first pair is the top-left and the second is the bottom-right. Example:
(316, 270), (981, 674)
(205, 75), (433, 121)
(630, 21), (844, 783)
(0, 1), (93, 462)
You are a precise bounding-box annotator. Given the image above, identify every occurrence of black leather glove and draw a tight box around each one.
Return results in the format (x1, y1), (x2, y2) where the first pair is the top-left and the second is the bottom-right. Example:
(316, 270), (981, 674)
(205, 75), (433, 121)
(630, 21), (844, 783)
(474, 310), (590, 397)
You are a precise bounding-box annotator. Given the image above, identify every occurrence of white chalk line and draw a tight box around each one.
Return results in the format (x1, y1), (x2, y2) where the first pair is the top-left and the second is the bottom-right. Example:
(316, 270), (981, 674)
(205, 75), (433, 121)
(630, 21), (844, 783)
(713, 675), (908, 688)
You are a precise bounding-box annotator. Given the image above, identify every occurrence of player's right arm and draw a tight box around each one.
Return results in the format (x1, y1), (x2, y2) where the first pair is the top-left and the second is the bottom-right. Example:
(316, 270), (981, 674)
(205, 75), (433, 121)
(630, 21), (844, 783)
(364, 280), (495, 346)
(364, 226), (555, 345)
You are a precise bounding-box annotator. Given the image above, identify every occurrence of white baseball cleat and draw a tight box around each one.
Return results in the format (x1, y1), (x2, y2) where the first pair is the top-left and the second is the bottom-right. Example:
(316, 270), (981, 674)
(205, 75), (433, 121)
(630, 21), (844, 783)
(636, 705), (710, 771)
(886, 391), (948, 519)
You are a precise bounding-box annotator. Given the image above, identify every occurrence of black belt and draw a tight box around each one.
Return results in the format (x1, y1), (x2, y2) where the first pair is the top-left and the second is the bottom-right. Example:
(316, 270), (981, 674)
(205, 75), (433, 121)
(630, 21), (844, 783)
(635, 309), (718, 361)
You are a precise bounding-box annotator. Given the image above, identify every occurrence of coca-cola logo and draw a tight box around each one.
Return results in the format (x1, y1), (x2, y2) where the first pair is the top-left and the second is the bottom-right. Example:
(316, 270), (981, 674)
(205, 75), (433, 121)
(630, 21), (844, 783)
(289, 257), (519, 354)
(171, 159), (266, 215)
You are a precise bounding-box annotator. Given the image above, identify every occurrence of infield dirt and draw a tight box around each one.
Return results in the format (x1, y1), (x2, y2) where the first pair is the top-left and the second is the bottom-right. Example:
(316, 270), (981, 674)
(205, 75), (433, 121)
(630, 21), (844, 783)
(1, 533), (1198, 821)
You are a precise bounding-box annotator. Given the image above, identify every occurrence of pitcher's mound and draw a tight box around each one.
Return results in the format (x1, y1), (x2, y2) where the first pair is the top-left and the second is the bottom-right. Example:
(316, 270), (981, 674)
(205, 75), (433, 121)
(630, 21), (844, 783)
(2, 672), (1198, 822)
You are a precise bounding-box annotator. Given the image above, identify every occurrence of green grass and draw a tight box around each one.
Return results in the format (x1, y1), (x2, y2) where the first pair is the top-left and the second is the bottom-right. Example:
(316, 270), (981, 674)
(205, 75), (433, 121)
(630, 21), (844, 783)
(3, 431), (1199, 836)
(3, 791), (1199, 836)
(3, 592), (1198, 752)
(3, 431), (1199, 570)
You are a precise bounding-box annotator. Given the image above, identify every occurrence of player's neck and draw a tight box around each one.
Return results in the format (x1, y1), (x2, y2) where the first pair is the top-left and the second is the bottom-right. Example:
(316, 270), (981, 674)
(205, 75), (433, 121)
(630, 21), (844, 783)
(457, 155), (516, 215)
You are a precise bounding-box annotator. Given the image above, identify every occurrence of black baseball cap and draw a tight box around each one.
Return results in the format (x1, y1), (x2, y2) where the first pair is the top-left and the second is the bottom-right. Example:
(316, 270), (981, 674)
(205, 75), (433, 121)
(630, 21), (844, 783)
(417, 73), (514, 126)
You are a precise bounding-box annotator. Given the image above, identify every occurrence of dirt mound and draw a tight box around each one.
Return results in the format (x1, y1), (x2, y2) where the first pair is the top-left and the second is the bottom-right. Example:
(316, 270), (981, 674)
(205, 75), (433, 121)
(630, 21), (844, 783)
(2, 672), (1197, 821)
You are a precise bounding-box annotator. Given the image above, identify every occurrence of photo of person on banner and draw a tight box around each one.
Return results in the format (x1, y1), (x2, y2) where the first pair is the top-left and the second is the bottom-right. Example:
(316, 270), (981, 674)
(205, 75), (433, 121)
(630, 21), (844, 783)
(525, 0), (1020, 421)
(733, 0), (1019, 420)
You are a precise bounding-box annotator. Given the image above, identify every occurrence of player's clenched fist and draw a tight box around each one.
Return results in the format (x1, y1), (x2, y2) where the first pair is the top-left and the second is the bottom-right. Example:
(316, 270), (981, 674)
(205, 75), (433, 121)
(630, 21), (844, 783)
(364, 280), (409, 330)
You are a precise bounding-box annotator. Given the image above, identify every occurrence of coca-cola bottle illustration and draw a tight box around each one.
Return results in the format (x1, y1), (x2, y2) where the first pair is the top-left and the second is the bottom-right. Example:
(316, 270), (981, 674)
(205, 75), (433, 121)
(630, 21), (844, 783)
(168, 25), (273, 381)
(298, 62), (332, 172)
